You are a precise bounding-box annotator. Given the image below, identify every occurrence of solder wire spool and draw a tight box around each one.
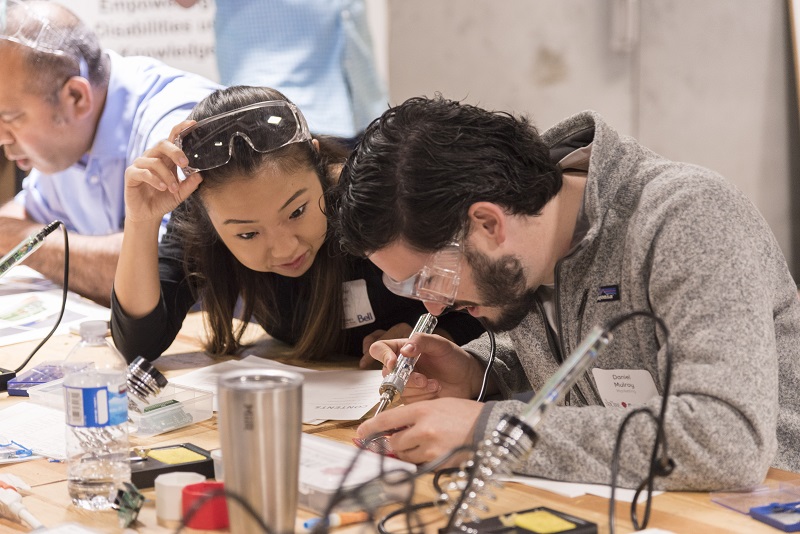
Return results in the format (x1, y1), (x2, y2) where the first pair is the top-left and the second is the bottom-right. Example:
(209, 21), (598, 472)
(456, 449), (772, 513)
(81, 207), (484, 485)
(127, 356), (169, 404)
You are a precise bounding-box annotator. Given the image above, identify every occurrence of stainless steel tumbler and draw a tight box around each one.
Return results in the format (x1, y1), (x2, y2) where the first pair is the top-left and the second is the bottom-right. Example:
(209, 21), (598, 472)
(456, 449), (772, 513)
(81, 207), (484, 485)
(217, 369), (304, 534)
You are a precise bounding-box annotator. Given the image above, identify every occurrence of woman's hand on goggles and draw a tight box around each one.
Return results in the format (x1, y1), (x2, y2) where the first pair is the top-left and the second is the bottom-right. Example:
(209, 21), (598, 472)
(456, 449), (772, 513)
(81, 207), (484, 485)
(123, 120), (203, 225)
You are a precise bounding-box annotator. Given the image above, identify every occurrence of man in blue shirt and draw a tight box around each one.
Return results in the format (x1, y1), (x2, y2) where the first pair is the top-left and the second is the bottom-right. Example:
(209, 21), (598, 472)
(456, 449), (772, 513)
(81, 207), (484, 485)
(0, 0), (220, 305)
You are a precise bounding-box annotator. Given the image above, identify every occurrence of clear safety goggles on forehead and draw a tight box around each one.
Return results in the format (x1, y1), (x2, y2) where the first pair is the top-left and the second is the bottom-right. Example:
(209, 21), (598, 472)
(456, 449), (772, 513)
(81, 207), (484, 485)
(174, 100), (312, 175)
(1, 0), (75, 55)
(382, 241), (462, 306)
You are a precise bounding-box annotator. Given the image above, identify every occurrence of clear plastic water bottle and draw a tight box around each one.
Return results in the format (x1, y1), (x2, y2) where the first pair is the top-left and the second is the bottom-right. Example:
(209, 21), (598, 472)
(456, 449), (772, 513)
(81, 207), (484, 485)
(62, 320), (130, 510)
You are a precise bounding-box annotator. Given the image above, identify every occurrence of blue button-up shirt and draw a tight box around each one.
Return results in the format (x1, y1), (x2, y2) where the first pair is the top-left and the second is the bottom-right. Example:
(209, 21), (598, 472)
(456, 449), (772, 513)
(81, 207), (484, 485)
(214, 0), (387, 138)
(15, 50), (221, 236)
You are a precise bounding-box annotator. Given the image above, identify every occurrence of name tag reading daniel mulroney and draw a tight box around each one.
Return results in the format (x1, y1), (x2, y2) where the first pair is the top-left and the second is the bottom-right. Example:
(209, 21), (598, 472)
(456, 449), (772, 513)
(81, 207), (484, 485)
(342, 279), (376, 329)
(591, 368), (658, 409)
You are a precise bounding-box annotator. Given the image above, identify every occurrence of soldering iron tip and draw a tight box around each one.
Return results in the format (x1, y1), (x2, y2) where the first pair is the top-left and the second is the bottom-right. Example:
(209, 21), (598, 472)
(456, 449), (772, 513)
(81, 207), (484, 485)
(374, 396), (391, 416)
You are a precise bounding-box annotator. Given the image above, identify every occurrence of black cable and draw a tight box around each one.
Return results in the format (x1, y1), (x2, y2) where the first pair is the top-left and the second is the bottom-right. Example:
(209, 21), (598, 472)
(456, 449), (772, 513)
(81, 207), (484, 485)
(431, 310), (673, 533)
(317, 429), (387, 525)
(432, 466), (460, 495)
(361, 310), (672, 534)
(376, 502), (437, 534)
(183, 310), (668, 534)
(309, 309), (496, 534)
(316, 438), (474, 534)
(372, 308), (495, 532)
(335, 307), (494, 533)
(168, 440), (472, 534)
(373, 447), (475, 534)
(604, 311), (674, 534)
(312, 428), (416, 533)
(13, 222), (69, 373)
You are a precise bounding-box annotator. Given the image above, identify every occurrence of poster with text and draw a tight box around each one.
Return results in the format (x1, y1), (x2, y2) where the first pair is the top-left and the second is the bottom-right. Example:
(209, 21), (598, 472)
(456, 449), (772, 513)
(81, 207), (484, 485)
(67, 0), (219, 82)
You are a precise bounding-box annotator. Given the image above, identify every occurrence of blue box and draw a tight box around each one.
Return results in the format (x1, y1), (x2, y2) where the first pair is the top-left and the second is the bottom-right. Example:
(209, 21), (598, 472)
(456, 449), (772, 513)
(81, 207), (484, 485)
(7, 361), (68, 396)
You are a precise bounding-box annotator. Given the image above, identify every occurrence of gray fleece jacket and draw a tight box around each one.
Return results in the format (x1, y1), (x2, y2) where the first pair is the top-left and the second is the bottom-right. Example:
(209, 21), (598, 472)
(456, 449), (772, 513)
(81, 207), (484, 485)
(467, 110), (800, 491)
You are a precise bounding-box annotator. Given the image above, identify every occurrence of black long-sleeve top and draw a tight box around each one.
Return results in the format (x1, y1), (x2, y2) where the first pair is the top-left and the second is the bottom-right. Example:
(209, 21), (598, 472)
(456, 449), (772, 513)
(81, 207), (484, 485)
(110, 223), (484, 363)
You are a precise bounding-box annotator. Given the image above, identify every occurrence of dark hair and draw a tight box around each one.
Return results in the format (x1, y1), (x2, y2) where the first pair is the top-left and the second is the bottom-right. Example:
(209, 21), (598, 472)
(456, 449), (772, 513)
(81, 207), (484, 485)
(329, 95), (562, 255)
(3, 1), (107, 102)
(175, 86), (351, 360)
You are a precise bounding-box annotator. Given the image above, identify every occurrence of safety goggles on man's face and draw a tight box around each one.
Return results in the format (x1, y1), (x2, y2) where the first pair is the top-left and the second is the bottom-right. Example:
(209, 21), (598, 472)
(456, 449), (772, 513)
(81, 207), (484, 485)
(382, 242), (462, 306)
(174, 100), (312, 175)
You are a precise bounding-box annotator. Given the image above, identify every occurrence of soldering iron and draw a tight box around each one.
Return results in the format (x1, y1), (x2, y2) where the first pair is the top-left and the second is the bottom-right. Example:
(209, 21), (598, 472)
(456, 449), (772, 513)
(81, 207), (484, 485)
(373, 313), (438, 416)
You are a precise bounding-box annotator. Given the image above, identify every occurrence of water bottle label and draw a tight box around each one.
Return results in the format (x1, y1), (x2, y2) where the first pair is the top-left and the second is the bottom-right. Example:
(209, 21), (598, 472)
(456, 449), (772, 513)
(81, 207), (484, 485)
(65, 385), (128, 427)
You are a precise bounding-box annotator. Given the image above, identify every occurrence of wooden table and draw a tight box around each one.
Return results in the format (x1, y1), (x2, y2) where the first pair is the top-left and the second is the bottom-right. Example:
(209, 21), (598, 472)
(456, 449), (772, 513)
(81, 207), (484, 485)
(0, 313), (792, 533)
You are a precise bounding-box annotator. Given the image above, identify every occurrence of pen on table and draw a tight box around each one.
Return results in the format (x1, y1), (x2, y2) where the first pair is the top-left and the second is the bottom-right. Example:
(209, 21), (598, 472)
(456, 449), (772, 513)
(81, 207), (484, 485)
(303, 511), (370, 529)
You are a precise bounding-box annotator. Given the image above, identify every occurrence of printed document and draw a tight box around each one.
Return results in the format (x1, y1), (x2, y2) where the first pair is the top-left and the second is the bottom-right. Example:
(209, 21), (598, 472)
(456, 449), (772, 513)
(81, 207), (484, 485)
(0, 267), (109, 346)
(170, 355), (383, 423)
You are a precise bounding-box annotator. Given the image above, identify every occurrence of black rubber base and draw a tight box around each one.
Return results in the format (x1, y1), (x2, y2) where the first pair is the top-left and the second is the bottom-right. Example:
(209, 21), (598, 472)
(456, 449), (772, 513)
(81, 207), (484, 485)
(0, 369), (17, 392)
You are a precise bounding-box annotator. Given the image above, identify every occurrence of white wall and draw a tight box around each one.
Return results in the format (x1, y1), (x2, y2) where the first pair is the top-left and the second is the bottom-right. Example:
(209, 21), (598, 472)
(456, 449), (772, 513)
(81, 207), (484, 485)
(638, 1), (793, 260)
(386, 1), (636, 131)
(385, 0), (799, 276)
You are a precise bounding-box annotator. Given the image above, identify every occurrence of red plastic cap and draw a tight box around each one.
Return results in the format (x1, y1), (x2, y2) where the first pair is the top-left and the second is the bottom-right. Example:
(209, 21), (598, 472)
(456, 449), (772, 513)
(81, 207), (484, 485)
(182, 481), (229, 530)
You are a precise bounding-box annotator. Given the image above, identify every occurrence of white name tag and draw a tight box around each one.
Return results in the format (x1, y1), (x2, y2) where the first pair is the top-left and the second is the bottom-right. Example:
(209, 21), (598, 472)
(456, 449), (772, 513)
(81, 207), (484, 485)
(342, 279), (375, 329)
(591, 368), (658, 409)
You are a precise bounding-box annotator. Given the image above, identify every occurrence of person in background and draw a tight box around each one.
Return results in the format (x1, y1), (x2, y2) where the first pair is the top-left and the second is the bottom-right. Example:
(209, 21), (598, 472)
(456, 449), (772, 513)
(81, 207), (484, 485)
(111, 86), (483, 364)
(0, 0), (220, 305)
(175, 0), (387, 146)
(327, 95), (800, 490)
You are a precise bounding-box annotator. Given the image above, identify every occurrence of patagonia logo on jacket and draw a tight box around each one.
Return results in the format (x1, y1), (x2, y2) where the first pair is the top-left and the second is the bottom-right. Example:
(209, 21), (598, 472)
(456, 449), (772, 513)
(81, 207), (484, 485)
(597, 285), (620, 302)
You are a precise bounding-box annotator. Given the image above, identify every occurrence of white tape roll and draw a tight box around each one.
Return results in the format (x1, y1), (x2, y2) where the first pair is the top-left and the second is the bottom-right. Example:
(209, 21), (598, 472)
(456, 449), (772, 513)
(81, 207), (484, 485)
(155, 472), (207, 522)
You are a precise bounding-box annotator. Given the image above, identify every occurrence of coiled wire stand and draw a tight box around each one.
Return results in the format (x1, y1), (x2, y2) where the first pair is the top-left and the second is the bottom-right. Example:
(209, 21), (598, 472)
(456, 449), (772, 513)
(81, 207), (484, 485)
(442, 415), (537, 532)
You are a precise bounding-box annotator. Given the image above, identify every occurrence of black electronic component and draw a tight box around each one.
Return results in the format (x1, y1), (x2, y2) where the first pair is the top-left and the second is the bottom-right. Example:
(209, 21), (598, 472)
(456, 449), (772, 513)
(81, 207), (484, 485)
(0, 370), (16, 391)
(130, 443), (214, 489)
(441, 506), (597, 534)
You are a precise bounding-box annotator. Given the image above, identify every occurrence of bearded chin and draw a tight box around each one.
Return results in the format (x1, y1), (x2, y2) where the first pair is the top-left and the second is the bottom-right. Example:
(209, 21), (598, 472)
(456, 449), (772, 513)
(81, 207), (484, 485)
(464, 249), (537, 332)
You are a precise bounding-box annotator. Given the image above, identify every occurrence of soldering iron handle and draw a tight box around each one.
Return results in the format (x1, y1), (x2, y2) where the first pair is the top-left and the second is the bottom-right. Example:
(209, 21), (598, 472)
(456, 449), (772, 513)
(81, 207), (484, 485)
(379, 313), (438, 395)
(0, 220), (61, 279)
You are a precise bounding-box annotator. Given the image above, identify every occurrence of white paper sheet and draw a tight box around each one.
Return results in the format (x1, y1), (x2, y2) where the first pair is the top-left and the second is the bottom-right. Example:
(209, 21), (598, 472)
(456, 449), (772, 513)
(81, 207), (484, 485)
(0, 267), (109, 346)
(502, 475), (663, 502)
(298, 433), (416, 514)
(0, 447), (40, 465)
(38, 524), (102, 534)
(300, 433), (415, 491)
(169, 355), (383, 423)
(0, 402), (67, 460)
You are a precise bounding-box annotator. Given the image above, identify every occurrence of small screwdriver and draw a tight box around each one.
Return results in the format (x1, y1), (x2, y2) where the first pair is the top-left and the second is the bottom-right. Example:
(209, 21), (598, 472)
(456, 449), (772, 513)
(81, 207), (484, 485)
(373, 313), (438, 416)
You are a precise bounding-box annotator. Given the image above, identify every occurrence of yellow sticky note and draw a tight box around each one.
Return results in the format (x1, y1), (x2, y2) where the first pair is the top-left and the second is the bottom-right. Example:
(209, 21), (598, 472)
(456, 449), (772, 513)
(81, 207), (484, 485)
(514, 510), (576, 533)
(147, 447), (206, 465)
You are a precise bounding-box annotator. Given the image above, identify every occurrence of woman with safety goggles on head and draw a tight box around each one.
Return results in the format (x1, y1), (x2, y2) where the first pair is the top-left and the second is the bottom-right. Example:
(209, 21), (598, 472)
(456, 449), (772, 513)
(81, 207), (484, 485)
(110, 86), (483, 364)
